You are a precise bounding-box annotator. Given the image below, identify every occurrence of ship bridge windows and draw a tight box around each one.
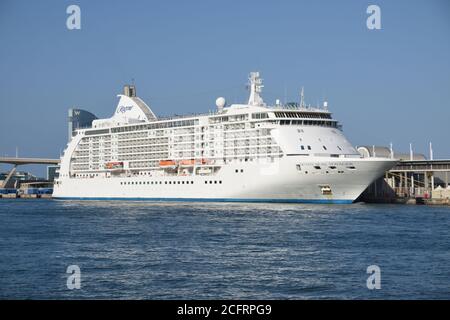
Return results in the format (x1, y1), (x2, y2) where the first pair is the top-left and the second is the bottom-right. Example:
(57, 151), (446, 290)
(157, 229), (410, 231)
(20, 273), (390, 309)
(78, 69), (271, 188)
(275, 119), (338, 128)
(274, 111), (332, 119)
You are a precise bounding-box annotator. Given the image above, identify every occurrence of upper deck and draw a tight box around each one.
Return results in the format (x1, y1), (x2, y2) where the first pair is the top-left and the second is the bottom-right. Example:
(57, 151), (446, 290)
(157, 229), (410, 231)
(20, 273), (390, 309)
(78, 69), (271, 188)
(73, 72), (339, 137)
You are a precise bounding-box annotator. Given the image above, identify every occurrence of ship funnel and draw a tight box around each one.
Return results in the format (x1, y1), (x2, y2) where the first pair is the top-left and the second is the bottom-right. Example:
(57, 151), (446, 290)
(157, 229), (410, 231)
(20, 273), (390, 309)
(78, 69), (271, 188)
(124, 85), (136, 97)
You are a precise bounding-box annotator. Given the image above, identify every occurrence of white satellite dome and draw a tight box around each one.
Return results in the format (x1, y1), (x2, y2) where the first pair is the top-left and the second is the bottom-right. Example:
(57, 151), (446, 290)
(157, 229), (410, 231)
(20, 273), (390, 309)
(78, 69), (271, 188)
(216, 97), (226, 110)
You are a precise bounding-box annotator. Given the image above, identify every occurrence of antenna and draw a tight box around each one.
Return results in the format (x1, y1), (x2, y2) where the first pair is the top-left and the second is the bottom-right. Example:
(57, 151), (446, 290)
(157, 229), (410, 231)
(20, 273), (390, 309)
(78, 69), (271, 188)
(300, 87), (305, 108)
(409, 143), (413, 161)
(429, 142), (433, 160)
(390, 142), (393, 159)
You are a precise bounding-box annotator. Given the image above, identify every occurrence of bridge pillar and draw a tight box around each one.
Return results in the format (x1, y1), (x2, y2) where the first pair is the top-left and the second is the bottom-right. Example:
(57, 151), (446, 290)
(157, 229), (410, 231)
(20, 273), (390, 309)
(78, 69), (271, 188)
(446, 171), (448, 188)
(404, 172), (408, 196)
(431, 172), (435, 191)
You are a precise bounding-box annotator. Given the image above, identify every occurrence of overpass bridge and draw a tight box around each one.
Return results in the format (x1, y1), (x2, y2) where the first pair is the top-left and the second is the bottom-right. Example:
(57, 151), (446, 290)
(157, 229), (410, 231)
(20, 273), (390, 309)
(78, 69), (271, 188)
(0, 157), (60, 188)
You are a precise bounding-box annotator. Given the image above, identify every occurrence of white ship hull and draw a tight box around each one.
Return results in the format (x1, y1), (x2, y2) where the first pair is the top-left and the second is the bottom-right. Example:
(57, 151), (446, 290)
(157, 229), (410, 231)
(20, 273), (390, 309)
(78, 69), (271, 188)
(53, 156), (395, 203)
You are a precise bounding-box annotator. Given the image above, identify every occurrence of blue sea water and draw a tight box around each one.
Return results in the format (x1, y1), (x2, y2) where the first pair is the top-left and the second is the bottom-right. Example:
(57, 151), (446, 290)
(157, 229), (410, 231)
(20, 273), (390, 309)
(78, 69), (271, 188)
(0, 199), (449, 299)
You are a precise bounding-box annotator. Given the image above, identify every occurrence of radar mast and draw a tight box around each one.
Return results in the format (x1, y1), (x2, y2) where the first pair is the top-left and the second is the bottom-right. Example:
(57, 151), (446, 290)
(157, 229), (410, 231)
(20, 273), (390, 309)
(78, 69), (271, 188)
(247, 72), (265, 106)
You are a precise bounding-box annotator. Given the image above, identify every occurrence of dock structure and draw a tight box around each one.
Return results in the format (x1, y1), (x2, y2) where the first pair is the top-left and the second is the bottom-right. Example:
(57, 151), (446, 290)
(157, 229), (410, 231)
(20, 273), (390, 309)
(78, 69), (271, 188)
(389, 160), (450, 194)
(0, 157), (59, 188)
(357, 147), (450, 205)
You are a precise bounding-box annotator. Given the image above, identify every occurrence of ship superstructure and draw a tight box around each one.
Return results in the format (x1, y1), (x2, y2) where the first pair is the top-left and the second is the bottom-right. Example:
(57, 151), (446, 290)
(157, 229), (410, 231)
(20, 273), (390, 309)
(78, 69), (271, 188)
(53, 72), (396, 203)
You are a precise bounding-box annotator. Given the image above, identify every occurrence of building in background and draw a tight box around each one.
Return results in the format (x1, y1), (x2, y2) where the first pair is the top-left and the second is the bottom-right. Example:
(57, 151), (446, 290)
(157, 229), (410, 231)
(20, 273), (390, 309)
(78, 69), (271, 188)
(47, 165), (60, 182)
(68, 108), (98, 141)
(0, 171), (39, 188)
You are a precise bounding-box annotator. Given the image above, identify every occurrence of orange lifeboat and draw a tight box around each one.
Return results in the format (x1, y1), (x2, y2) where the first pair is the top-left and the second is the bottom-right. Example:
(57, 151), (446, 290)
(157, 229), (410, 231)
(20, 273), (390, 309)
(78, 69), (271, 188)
(105, 162), (123, 170)
(179, 159), (195, 166)
(159, 160), (177, 167)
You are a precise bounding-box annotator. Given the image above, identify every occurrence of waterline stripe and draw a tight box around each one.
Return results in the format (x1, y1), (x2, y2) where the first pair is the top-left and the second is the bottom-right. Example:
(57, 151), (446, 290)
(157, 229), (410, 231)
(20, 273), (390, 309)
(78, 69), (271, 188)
(52, 197), (353, 204)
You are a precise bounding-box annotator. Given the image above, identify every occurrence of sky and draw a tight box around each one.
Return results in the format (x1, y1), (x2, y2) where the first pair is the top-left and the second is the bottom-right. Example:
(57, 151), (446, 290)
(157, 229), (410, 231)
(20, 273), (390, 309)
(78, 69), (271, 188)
(0, 0), (449, 177)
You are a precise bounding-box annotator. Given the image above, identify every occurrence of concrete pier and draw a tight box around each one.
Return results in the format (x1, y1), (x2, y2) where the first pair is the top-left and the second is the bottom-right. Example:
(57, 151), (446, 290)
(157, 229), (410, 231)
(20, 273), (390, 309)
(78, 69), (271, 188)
(359, 159), (450, 205)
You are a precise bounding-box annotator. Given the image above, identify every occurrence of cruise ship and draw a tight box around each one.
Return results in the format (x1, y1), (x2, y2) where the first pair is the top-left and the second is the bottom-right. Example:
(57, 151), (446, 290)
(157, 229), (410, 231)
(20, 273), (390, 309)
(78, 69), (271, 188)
(53, 72), (396, 203)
